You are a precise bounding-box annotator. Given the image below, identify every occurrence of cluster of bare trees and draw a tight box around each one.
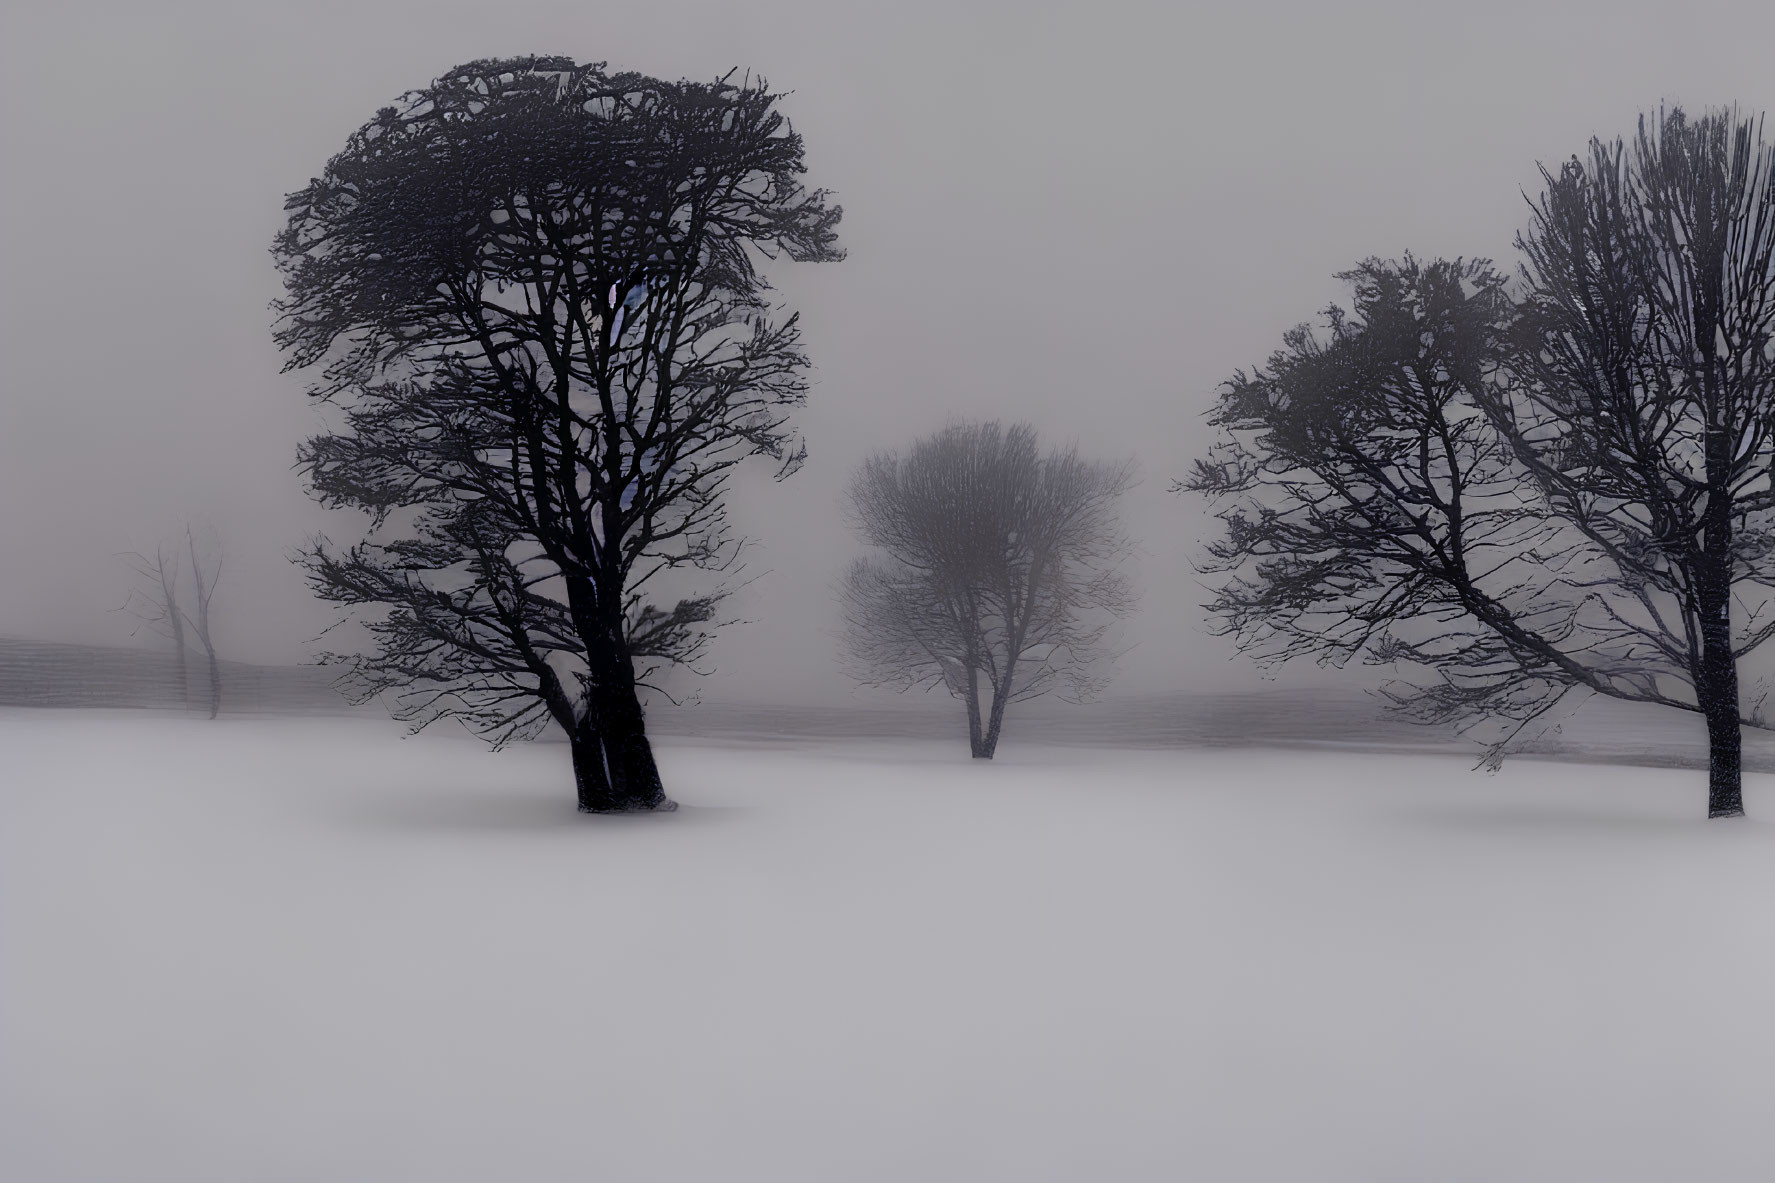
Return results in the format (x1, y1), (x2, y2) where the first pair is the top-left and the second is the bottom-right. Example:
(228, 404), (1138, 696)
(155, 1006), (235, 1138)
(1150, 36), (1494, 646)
(841, 422), (1135, 758)
(120, 526), (225, 717)
(1191, 107), (1775, 819)
(266, 49), (1771, 828)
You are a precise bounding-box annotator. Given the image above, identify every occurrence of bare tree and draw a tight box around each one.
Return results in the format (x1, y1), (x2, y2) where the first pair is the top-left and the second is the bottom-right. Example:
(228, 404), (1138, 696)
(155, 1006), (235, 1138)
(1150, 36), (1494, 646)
(273, 57), (842, 812)
(119, 546), (190, 708)
(184, 526), (223, 719)
(119, 525), (226, 716)
(1488, 107), (1775, 818)
(842, 421), (1134, 758)
(1189, 108), (1775, 819)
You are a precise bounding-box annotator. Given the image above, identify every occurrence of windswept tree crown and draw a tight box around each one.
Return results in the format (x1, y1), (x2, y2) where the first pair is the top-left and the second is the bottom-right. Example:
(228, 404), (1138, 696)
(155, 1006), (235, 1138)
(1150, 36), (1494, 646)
(275, 56), (842, 390)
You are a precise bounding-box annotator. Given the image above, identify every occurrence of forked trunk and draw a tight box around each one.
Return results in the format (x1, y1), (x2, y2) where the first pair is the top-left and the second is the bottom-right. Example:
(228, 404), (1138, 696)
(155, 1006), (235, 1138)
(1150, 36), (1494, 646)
(583, 657), (674, 813)
(976, 655), (1017, 761)
(562, 573), (674, 812)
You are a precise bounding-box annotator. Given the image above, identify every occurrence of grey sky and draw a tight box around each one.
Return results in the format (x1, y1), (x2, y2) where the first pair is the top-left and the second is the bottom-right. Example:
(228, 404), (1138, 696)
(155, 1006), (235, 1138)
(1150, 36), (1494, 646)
(2, 0), (1772, 702)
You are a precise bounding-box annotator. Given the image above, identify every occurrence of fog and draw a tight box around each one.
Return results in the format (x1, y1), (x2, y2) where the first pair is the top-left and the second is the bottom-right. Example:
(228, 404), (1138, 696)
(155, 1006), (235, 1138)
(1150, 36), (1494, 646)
(3, 0), (1771, 702)
(10, 11), (1775, 1174)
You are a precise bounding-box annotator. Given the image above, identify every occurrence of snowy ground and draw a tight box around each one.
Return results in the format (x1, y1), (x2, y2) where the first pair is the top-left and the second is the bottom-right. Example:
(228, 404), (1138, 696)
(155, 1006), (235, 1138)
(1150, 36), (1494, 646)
(4, 711), (1775, 1182)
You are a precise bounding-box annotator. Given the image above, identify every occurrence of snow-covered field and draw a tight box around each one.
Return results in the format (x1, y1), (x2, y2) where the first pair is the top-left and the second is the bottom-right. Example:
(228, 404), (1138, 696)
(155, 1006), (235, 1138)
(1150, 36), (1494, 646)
(4, 710), (1775, 1182)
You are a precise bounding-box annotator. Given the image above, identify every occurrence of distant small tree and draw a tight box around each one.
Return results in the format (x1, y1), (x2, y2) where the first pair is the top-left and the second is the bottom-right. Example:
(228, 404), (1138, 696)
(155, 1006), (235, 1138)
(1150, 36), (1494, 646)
(1188, 107), (1775, 819)
(120, 525), (226, 717)
(841, 421), (1134, 758)
(273, 57), (842, 812)
(120, 546), (189, 708)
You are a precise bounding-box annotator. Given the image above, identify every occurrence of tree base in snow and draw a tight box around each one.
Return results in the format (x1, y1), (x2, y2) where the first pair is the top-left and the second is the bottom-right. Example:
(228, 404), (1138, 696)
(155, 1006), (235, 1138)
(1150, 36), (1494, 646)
(578, 797), (680, 815)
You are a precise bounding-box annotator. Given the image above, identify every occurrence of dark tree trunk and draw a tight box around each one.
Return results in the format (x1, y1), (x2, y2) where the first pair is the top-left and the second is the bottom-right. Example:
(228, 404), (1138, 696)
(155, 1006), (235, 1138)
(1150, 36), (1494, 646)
(1692, 229), (1745, 820)
(1695, 316), (1745, 819)
(598, 691), (670, 810)
(1701, 691), (1744, 819)
(976, 657), (1017, 760)
(1695, 468), (1745, 818)
(1696, 576), (1744, 819)
(583, 652), (674, 812)
(978, 696), (1006, 760)
(562, 566), (673, 812)
(965, 664), (988, 758)
(569, 712), (616, 813)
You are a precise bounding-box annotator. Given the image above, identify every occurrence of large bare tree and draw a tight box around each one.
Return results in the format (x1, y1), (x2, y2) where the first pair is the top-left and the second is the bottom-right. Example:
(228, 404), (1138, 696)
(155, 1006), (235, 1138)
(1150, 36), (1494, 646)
(1489, 107), (1775, 818)
(1190, 107), (1775, 819)
(842, 421), (1134, 758)
(273, 57), (842, 812)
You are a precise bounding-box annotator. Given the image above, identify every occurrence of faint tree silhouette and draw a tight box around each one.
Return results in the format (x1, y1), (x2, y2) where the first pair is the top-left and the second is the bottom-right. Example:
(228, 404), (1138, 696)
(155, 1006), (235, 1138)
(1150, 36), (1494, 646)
(119, 545), (190, 709)
(843, 421), (1135, 758)
(120, 524), (226, 717)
